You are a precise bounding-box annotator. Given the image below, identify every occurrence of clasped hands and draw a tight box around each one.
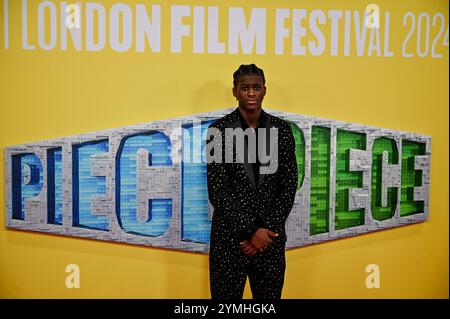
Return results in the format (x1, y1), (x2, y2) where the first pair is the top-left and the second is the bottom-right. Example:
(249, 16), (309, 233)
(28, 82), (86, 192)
(239, 228), (278, 256)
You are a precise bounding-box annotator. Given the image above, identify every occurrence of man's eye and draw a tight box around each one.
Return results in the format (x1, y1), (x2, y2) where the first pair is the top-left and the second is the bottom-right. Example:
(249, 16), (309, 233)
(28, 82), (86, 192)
(241, 87), (248, 91)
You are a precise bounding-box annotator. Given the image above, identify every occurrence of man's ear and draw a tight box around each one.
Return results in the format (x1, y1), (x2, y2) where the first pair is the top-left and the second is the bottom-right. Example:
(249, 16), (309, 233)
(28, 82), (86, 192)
(232, 87), (237, 99)
(262, 85), (267, 97)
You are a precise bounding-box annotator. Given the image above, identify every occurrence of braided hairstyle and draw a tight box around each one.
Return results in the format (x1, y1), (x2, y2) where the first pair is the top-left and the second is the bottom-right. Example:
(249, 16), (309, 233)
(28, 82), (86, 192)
(233, 64), (265, 88)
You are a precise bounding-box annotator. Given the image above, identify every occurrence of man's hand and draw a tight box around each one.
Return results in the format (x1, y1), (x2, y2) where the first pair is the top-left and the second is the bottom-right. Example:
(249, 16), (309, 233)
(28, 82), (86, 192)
(239, 240), (258, 256)
(250, 228), (278, 252)
(239, 229), (278, 256)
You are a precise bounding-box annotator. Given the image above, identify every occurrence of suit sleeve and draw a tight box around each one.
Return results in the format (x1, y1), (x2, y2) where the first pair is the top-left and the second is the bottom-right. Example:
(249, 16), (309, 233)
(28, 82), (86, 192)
(206, 126), (260, 240)
(262, 124), (298, 233)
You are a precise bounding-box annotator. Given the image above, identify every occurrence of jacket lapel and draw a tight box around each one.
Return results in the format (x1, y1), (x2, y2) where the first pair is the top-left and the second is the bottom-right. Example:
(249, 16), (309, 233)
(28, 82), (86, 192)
(229, 113), (257, 189)
(257, 115), (272, 187)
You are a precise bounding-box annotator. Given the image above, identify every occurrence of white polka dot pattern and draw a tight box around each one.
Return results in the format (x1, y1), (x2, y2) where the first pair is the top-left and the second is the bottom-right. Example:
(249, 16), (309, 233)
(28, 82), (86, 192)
(207, 108), (298, 299)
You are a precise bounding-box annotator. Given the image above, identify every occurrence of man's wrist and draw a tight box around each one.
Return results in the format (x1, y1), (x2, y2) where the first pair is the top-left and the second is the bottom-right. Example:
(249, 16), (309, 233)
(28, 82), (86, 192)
(240, 223), (259, 241)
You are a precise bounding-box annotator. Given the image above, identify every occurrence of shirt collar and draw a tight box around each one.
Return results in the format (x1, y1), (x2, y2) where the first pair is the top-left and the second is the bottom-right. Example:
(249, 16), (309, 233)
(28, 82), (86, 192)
(236, 108), (266, 129)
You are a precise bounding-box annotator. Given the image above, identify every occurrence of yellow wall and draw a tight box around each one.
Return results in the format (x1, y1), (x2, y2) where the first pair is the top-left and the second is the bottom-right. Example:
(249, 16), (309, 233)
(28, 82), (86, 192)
(0, 0), (448, 298)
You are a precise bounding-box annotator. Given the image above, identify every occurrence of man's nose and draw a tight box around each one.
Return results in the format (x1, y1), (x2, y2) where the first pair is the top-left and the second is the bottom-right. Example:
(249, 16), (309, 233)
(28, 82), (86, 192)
(248, 88), (256, 96)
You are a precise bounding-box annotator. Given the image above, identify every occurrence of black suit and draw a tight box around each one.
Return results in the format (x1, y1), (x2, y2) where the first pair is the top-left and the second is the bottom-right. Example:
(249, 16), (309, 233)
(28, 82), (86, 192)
(207, 108), (298, 299)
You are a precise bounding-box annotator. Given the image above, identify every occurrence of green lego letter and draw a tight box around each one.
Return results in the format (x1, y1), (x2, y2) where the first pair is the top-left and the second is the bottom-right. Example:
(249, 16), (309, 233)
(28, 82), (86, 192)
(371, 137), (399, 221)
(310, 126), (331, 235)
(335, 130), (366, 230)
(400, 140), (426, 216)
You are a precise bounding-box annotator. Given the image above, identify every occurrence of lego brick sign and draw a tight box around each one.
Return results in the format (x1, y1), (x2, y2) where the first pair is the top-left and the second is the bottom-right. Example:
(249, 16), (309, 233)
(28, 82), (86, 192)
(4, 109), (431, 253)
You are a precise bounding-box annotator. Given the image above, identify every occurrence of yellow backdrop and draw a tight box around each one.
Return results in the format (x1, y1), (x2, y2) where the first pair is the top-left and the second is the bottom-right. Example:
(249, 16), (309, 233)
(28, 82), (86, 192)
(0, 0), (448, 298)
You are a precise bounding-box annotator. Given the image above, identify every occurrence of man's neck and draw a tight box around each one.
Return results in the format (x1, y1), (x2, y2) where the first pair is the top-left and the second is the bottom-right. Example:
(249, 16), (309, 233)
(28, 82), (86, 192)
(238, 107), (262, 129)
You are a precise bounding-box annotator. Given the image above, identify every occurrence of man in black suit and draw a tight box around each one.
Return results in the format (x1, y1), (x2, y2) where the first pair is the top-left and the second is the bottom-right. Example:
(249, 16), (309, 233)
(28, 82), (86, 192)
(206, 64), (298, 299)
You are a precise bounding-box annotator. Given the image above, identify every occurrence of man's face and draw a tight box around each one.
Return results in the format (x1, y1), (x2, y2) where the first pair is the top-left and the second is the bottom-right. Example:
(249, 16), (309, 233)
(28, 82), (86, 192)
(233, 75), (266, 112)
